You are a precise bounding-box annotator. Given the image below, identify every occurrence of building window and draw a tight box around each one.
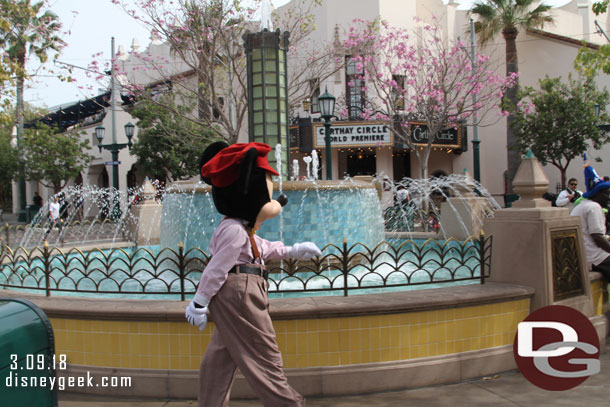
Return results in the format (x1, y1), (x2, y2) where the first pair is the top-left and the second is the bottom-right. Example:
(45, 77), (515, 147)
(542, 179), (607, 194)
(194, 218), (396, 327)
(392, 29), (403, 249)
(310, 79), (320, 114)
(392, 74), (405, 111)
(346, 56), (365, 119)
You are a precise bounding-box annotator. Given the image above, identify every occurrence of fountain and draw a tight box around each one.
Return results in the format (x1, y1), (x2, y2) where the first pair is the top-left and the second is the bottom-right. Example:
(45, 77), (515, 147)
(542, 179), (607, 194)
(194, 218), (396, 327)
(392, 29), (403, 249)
(2, 163), (606, 400)
(160, 178), (385, 251)
(2, 169), (497, 299)
(0, 175), (492, 342)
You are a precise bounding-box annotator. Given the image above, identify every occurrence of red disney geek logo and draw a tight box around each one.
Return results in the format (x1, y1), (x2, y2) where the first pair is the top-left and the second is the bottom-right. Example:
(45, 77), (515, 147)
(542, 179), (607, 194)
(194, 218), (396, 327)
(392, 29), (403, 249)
(513, 305), (600, 391)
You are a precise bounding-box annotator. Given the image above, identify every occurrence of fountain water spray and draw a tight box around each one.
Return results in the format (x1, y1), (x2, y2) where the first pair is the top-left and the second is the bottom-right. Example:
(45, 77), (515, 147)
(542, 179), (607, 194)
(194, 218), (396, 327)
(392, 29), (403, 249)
(303, 156), (312, 180)
(292, 160), (299, 181)
(259, 0), (273, 31)
(274, 143), (286, 276)
(275, 144), (284, 192)
(380, 173), (500, 238)
(18, 185), (142, 249)
(311, 151), (319, 181)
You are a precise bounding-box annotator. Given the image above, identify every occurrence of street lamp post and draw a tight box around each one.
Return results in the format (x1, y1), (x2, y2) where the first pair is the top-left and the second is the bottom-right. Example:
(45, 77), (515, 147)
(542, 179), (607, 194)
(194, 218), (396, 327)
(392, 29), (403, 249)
(95, 122), (134, 190)
(318, 87), (336, 180)
(95, 122), (134, 218)
(469, 18), (481, 183)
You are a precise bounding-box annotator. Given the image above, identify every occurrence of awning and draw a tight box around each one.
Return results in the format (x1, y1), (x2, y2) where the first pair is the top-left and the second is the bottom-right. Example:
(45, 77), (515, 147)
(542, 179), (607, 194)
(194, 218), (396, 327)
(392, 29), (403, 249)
(25, 91), (132, 131)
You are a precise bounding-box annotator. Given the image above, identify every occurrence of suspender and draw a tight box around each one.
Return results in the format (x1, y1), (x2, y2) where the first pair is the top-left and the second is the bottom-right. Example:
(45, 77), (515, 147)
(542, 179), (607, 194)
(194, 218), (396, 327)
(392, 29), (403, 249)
(212, 220), (264, 266)
(247, 228), (262, 263)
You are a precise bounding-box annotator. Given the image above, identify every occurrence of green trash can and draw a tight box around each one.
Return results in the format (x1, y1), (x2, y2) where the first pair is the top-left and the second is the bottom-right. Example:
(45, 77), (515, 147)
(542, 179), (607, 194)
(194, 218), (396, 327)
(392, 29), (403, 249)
(0, 298), (57, 407)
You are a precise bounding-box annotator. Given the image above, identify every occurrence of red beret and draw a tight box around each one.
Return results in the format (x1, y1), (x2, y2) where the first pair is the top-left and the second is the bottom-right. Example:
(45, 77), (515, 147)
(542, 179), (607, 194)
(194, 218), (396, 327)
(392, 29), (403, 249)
(201, 142), (279, 187)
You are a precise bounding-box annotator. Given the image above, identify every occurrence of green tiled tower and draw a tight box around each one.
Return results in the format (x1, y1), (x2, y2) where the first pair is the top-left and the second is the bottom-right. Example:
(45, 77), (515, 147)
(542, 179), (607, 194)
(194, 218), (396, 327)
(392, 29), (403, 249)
(243, 29), (290, 177)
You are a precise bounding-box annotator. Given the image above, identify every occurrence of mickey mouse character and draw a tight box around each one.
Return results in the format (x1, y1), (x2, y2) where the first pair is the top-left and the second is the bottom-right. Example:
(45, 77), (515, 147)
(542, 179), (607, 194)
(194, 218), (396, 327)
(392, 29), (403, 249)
(186, 141), (321, 407)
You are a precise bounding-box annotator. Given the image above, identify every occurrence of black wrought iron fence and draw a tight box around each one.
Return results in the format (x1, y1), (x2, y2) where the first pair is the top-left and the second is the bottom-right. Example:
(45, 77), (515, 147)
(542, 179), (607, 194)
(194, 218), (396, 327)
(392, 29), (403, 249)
(0, 234), (492, 299)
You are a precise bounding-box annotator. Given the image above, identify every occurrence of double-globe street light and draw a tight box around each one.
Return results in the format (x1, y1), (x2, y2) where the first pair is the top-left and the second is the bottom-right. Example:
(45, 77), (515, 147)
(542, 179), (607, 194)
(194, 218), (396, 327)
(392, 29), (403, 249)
(318, 87), (336, 180)
(94, 122), (135, 218)
(95, 122), (135, 190)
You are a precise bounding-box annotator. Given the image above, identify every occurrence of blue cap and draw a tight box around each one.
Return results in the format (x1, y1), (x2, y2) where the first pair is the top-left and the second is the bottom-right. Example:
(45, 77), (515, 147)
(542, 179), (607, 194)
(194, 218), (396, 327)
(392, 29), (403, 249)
(582, 154), (610, 198)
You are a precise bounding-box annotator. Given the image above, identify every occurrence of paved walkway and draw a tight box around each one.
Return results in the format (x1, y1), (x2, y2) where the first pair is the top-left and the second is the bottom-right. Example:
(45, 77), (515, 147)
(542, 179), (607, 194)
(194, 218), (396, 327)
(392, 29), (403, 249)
(59, 342), (610, 407)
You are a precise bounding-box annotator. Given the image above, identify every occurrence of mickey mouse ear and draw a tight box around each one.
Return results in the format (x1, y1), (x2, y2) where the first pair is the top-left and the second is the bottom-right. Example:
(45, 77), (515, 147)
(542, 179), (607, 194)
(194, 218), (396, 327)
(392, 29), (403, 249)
(200, 141), (229, 185)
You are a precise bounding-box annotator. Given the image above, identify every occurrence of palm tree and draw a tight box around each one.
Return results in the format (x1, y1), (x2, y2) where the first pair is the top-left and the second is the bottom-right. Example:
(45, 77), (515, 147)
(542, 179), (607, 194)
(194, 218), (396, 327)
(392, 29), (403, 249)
(469, 0), (554, 196)
(2, 0), (64, 135)
(0, 0), (64, 211)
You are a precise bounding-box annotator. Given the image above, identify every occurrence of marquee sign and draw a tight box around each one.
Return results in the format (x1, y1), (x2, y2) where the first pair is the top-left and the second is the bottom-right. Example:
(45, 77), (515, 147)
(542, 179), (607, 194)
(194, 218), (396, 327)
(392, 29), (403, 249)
(407, 121), (462, 149)
(313, 121), (393, 148)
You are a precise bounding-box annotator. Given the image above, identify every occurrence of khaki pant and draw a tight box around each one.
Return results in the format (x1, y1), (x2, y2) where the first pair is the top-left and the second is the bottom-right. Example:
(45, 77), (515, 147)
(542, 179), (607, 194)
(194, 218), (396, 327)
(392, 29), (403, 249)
(199, 273), (304, 407)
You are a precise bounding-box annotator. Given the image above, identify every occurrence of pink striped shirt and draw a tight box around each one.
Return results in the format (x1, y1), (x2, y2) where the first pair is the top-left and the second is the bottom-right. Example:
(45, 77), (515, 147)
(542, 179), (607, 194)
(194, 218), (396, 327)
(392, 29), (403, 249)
(193, 217), (286, 305)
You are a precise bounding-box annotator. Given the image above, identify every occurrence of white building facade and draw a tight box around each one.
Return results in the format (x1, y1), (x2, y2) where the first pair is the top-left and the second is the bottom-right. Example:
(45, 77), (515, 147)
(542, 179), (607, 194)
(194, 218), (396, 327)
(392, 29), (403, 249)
(18, 0), (610, 211)
(280, 0), (610, 203)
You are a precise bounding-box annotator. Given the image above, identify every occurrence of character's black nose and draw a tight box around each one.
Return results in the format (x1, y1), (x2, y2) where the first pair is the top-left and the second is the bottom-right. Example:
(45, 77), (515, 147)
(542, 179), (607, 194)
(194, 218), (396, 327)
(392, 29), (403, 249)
(277, 194), (288, 207)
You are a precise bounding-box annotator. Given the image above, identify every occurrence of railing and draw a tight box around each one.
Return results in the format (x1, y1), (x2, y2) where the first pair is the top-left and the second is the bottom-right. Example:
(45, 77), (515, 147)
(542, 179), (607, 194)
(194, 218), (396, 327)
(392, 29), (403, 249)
(0, 234), (492, 299)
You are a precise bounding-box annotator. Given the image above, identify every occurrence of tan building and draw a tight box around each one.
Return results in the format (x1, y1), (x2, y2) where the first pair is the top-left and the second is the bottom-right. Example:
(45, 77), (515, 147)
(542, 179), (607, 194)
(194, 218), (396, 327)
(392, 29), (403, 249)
(15, 90), (142, 215)
(282, 0), (610, 204)
(18, 0), (610, 210)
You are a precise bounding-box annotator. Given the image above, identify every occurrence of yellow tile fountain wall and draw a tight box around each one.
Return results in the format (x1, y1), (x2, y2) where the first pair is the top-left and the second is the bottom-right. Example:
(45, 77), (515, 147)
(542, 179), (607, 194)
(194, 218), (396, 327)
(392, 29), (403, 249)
(591, 277), (609, 316)
(50, 298), (530, 370)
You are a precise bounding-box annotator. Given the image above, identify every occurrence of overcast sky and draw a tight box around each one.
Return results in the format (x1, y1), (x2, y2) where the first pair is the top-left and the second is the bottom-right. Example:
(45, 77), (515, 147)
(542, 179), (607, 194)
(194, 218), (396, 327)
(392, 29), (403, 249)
(26, 0), (570, 110)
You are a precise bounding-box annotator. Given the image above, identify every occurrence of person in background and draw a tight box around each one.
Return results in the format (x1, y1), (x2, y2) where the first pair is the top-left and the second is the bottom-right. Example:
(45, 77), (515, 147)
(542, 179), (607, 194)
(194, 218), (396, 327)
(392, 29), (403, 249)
(571, 162), (610, 283)
(73, 191), (84, 222)
(44, 195), (62, 240)
(395, 186), (410, 207)
(555, 178), (582, 211)
(32, 192), (43, 209)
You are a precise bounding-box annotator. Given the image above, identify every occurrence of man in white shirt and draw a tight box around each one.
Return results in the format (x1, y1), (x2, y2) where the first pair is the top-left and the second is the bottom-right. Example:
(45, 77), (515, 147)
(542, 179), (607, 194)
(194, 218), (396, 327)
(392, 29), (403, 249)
(571, 166), (610, 282)
(555, 178), (582, 211)
(44, 195), (62, 239)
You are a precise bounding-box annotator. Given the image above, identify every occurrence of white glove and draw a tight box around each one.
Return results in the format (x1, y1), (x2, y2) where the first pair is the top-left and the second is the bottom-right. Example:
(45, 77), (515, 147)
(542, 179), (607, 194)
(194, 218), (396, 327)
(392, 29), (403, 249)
(285, 242), (322, 260)
(185, 301), (208, 331)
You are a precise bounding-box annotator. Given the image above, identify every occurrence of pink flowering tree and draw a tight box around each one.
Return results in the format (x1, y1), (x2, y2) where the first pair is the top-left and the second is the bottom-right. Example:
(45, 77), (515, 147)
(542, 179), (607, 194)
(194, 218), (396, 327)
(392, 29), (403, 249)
(91, 0), (341, 143)
(343, 18), (517, 180)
